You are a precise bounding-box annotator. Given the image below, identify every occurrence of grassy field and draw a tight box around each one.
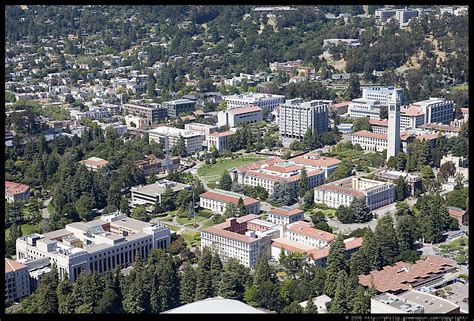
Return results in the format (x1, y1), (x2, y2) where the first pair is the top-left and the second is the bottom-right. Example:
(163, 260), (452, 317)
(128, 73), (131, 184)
(316, 208), (337, 218)
(325, 148), (364, 161)
(176, 215), (207, 225)
(201, 219), (217, 228)
(180, 230), (200, 246)
(163, 223), (179, 231)
(440, 236), (469, 252)
(198, 154), (265, 187)
(450, 84), (468, 91)
(5, 224), (37, 241)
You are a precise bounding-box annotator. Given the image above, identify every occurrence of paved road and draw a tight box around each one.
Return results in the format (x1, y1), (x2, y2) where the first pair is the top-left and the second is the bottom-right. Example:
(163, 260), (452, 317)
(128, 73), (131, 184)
(42, 197), (52, 219)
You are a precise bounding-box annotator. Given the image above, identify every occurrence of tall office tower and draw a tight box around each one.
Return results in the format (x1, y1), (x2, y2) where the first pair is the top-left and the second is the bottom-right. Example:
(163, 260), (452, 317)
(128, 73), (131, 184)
(386, 89), (401, 161)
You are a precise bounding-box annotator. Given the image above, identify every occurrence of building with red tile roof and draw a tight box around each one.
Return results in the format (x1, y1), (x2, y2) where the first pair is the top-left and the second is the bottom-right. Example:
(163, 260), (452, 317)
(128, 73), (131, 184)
(207, 130), (235, 152)
(199, 189), (260, 215)
(268, 206), (305, 225)
(5, 181), (30, 203)
(5, 258), (30, 302)
(358, 256), (456, 294)
(286, 221), (336, 248)
(201, 215), (274, 268)
(314, 176), (396, 211)
(79, 156), (109, 171)
(448, 207), (468, 226)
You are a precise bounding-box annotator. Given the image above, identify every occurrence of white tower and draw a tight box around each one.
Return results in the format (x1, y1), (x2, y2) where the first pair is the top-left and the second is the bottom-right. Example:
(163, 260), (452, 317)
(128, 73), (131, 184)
(386, 88), (401, 161)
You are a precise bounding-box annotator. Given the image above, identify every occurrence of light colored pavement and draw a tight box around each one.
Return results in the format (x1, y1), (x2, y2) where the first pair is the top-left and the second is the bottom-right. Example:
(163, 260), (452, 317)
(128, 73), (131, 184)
(42, 197), (52, 219)
(438, 282), (469, 313)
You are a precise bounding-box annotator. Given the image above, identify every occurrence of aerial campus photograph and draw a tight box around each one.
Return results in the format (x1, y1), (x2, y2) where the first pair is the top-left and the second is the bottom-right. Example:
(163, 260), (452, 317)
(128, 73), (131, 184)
(3, 4), (469, 317)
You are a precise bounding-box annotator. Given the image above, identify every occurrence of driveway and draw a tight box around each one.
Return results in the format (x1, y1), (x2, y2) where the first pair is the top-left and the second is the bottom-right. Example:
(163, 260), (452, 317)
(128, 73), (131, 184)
(42, 197), (52, 219)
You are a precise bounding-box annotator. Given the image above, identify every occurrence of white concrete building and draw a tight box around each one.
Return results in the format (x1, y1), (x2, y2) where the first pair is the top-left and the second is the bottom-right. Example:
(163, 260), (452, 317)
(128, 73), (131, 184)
(351, 130), (388, 152)
(184, 123), (218, 137)
(224, 93), (285, 113)
(5, 259), (30, 303)
(411, 98), (454, 125)
(207, 131), (235, 152)
(400, 105), (425, 130)
(371, 291), (460, 314)
(314, 177), (396, 211)
(369, 119), (389, 134)
(279, 98), (329, 143)
(199, 189), (260, 215)
(348, 98), (382, 120)
(16, 212), (171, 281)
(148, 126), (203, 155)
(131, 180), (192, 208)
(362, 86), (404, 106)
(217, 106), (263, 127)
(79, 157), (109, 171)
(201, 215), (271, 268)
(268, 207), (304, 225)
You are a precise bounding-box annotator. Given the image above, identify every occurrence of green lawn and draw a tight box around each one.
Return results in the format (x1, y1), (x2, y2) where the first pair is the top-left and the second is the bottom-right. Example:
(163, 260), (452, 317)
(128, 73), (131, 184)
(201, 219), (217, 228)
(5, 224), (37, 241)
(450, 84), (468, 91)
(163, 223), (179, 231)
(314, 208), (337, 218)
(176, 215), (207, 225)
(325, 148), (364, 161)
(440, 236), (469, 252)
(180, 230), (200, 246)
(198, 154), (265, 186)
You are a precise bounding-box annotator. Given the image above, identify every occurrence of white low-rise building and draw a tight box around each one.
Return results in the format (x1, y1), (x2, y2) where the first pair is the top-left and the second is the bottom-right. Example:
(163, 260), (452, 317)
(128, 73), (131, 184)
(224, 93), (285, 113)
(148, 126), (203, 155)
(16, 212), (171, 281)
(131, 180), (192, 208)
(314, 176), (396, 211)
(217, 106), (263, 127)
(283, 221), (336, 249)
(199, 189), (260, 215)
(348, 98), (382, 120)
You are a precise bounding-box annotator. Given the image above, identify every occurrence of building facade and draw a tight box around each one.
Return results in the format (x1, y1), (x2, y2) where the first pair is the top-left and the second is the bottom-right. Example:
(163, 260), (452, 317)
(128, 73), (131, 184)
(387, 88), (401, 160)
(148, 126), (203, 155)
(217, 106), (263, 127)
(224, 93), (285, 113)
(163, 99), (196, 118)
(199, 189), (260, 215)
(314, 177), (396, 211)
(16, 212), (171, 282)
(131, 180), (192, 208)
(207, 131), (235, 152)
(5, 259), (30, 303)
(201, 216), (272, 268)
(123, 103), (167, 124)
(348, 99), (382, 120)
(268, 207), (304, 225)
(5, 181), (30, 203)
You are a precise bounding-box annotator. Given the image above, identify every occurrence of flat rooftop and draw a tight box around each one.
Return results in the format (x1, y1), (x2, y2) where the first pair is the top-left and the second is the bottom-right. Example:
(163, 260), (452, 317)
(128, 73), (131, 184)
(162, 297), (266, 314)
(148, 126), (202, 138)
(131, 180), (191, 196)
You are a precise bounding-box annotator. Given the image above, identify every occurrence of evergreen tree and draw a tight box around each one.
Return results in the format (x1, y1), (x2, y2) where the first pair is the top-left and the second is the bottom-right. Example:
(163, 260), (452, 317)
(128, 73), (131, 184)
(323, 235), (347, 297)
(298, 167), (308, 198)
(35, 265), (59, 313)
(282, 301), (304, 313)
(210, 253), (223, 296)
(254, 254), (275, 285)
(303, 189), (314, 210)
(328, 270), (350, 313)
(218, 270), (245, 300)
(395, 176), (408, 201)
(396, 215), (416, 252)
(374, 215), (399, 266)
(254, 280), (283, 312)
(351, 196), (372, 223)
(270, 182), (295, 206)
(194, 268), (213, 300)
(57, 278), (75, 314)
(180, 262), (196, 304)
(352, 286), (370, 314)
(219, 171), (233, 191)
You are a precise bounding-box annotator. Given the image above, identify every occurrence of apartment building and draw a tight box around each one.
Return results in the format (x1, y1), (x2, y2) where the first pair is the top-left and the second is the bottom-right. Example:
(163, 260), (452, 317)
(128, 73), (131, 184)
(148, 126), (203, 155)
(268, 207), (304, 225)
(231, 157), (325, 196)
(5, 259), (30, 303)
(348, 99), (382, 120)
(162, 99), (196, 118)
(362, 86), (405, 106)
(314, 177), (396, 211)
(133, 155), (180, 176)
(280, 98), (329, 136)
(199, 189), (260, 215)
(217, 106), (263, 127)
(201, 215), (272, 268)
(223, 93), (285, 113)
(16, 212), (171, 281)
(207, 131), (235, 152)
(5, 181), (30, 203)
(131, 180), (192, 208)
(122, 103), (167, 124)
(369, 119), (389, 134)
(79, 157), (109, 171)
